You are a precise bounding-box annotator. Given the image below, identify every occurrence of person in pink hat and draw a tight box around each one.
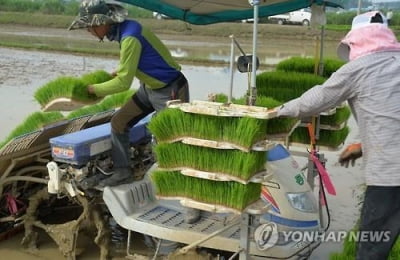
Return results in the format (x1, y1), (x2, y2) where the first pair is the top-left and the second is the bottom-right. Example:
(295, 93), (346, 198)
(274, 11), (400, 259)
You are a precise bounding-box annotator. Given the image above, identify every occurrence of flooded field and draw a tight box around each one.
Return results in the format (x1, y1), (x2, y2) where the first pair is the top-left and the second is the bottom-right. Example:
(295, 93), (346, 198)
(0, 24), (341, 65)
(0, 27), (363, 260)
(0, 47), (253, 140)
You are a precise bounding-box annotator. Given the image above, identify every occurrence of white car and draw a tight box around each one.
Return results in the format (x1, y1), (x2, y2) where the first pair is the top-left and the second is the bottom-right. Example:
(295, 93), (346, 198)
(153, 12), (169, 19)
(268, 8), (311, 26)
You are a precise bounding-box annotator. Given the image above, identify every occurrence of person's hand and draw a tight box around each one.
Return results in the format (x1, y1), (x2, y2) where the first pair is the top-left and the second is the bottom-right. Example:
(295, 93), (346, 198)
(338, 143), (362, 168)
(87, 85), (96, 95)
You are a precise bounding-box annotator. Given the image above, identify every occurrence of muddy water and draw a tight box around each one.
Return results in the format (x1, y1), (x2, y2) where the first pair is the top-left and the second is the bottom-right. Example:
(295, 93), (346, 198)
(0, 46), (364, 259)
(0, 47), (250, 140)
(0, 24), (340, 66)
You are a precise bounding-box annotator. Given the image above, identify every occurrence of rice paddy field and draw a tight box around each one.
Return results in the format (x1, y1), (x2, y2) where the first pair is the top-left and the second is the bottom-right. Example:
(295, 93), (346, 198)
(0, 21), (372, 259)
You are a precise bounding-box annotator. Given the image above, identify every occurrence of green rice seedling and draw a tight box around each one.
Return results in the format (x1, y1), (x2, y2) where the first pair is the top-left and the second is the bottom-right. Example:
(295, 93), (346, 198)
(154, 143), (266, 180)
(148, 108), (268, 149)
(34, 76), (84, 106)
(188, 115), (267, 149)
(255, 96), (299, 135)
(210, 93), (229, 103)
(147, 108), (188, 141)
(34, 70), (112, 107)
(276, 57), (316, 75)
(99, 89), (135, 111)
(389, 238), (400, 259)
(211, 93), (246, 104)
(66, 104), (107, 119)
(256, 71), (326, 102)
(276, 57), (345, 78)
(223, 116), (267, 147)
(290, 126), (350, 148)
(151, 170), (262, 210)
(66, 89), (134, 119)
(320, 106), (351, 127)
(80, 70), (112, 86)
(204, 94), (299, 136)
(323, 58), (346, 78)
(0, 111), (64, 149)
(328, 228), (357, 259)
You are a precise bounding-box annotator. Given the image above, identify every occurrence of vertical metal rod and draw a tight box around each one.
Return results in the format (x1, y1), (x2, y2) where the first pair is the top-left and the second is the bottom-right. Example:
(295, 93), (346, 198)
(239, 213), (250, 260)
(228, 35), (235, 103)
(126, 230), (134, 258)
(316, 5), (326, 141)
(83, 56), (86, 71)
(250, 1), (259, 106)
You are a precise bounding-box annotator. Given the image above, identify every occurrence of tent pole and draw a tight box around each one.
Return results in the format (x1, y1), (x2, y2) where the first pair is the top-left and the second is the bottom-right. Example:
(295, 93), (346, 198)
(228, 35), (235, 103)
(249, 0), (259, 106)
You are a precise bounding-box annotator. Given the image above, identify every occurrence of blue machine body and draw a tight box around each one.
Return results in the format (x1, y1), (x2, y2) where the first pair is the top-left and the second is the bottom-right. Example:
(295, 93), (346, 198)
(50, 114), (152, 165)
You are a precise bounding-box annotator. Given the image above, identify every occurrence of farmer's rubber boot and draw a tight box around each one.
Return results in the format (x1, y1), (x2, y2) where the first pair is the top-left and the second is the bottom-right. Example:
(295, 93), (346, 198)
(184, 207), (201, 224)
(99, 132), (133, 187)
(111, 131), (131, 169)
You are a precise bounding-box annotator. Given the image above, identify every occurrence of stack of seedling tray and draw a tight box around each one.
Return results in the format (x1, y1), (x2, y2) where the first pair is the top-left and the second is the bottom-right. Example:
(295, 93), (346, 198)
(148, 100), (277, 214)
(290, 104), (351, 150)
(256, 57), (350, 150)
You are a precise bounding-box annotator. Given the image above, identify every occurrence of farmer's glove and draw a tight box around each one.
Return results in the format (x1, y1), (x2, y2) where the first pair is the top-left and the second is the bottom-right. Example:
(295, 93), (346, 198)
(338, 143), (362, 168)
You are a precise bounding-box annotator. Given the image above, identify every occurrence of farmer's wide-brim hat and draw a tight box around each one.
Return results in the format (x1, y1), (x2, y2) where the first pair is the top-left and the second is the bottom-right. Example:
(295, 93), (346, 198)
(68, 0), (127, 30)
(337, 11), (388, 61)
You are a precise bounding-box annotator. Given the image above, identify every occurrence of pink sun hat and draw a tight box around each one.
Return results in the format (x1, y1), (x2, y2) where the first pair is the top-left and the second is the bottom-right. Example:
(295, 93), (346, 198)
(337, 11), (400, 61)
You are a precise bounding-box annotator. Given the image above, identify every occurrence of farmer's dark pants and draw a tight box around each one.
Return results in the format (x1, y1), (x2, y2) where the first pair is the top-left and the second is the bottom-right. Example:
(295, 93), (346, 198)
(110, 72), (189, 169)
(356, 186), (400, 260)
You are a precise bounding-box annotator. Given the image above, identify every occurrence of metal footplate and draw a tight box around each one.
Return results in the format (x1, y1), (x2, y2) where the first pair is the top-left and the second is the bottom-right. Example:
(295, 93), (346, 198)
(103, 174), (320, 259)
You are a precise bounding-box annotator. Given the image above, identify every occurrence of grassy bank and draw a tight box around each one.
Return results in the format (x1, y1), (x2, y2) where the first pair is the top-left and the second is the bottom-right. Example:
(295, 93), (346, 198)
(0, 11), (348, 39)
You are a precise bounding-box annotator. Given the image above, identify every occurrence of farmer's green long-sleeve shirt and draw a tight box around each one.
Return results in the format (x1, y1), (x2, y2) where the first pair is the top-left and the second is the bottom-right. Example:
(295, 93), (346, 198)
(92, 20), (181, 97)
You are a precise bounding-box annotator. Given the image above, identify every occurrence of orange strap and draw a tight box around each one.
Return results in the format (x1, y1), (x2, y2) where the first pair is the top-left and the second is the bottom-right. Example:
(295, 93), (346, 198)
(307, 123), (316, 147)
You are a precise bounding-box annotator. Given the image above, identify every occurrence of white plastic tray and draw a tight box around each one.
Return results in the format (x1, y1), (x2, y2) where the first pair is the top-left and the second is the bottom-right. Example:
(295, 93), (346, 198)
(167, 100), (278, 119)
(165, 136), (275, 152)
(42, 97), (102, 112)
(156, 167), (271, 184)
(156, 196), (271, 215)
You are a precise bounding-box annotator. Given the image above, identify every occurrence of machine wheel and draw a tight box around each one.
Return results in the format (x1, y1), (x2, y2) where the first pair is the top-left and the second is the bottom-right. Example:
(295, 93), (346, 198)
(278, 19), (284, 25)
(302, 19), (310, 26)
(156, 13), (163, 20)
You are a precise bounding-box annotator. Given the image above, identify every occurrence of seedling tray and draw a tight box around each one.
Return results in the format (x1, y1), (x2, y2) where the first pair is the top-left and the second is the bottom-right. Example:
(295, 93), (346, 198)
(167, 100), (277, 119)
(157, 196), (271, 215)
(42, 97), (102, 112)
(164, 137), (275, 152)
(156, 167), (272, 184)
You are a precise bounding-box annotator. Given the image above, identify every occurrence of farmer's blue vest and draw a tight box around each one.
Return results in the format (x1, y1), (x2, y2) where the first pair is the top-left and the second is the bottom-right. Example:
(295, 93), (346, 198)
(109, 20), (181, 88)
